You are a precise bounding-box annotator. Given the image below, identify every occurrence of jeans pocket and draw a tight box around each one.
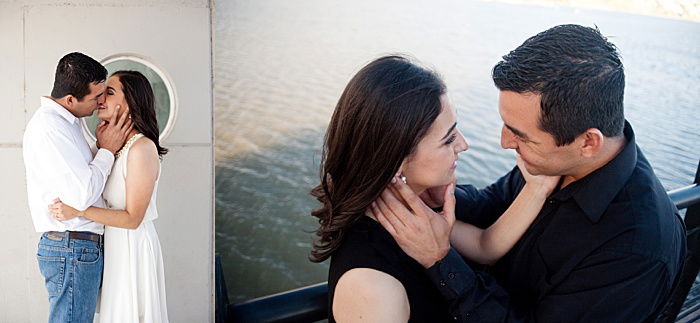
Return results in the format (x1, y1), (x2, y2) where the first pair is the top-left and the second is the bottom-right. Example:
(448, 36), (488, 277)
(76, 247), (100, 264)
(37, 256), (65, 297)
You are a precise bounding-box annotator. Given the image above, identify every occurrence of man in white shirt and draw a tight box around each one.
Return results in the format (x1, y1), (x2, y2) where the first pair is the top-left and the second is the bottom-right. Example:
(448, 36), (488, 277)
(23, 52), (132, 323)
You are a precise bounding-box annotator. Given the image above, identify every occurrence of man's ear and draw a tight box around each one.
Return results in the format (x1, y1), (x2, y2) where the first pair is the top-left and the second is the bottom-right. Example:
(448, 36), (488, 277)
(579, 128), (604, 158)
(63, 95), (76, 108)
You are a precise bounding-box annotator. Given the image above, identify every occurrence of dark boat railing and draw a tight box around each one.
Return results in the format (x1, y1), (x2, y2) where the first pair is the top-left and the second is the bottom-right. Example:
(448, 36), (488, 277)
(217, 160), (700, 323)
(659, 160), (700, 323)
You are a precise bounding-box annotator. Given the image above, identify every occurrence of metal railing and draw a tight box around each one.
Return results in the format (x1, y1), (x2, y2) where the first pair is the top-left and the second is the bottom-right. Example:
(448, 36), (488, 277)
(217, 160), (700, 323)
(659, 160), (700, 323)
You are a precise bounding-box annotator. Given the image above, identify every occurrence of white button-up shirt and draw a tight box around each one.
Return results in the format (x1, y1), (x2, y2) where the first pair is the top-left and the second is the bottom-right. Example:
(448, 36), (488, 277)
(23, 97), (114, 234)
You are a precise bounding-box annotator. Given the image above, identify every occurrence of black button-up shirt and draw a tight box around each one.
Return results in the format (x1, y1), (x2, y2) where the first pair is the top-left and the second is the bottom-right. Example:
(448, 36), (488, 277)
(426, 122), (686, 322)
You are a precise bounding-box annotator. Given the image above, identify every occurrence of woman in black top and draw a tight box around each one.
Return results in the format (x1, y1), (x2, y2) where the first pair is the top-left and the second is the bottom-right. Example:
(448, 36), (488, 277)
(310, 55), (559, 322)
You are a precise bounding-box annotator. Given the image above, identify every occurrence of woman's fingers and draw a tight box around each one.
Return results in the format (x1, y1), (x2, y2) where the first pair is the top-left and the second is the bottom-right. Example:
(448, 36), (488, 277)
(47, 201), (70, 221)
(48, 202), (59, 211)
(48, 206), (63, 220)
(516, 154), (532, 182)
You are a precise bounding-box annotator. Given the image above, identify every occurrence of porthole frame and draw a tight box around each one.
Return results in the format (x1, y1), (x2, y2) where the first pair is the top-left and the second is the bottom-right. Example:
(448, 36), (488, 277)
(81, 54), (178, 142)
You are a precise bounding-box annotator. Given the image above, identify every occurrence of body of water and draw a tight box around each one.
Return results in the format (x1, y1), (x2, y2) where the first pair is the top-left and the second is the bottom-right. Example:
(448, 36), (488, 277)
(214, 0), (700, 302)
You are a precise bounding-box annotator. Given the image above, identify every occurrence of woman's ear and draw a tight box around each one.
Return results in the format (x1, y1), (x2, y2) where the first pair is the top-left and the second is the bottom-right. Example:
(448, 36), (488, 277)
(396, 160), (407, 177)
(397, 160), (409, 183)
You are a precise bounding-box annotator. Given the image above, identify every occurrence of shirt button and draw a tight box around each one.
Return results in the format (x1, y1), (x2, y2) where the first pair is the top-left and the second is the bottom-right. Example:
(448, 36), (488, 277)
(453, 316), (459, 321)
(448, 272), (455, 279)
(440, 280), (446, 287)
(548, 199), (554, 204)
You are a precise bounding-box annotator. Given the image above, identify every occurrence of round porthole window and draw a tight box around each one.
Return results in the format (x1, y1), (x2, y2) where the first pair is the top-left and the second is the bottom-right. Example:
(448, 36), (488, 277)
(82, 54), (177, 141)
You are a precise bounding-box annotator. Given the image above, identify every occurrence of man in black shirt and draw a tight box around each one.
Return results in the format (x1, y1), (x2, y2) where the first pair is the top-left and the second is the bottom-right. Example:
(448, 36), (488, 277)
(373, 24), (686, 322)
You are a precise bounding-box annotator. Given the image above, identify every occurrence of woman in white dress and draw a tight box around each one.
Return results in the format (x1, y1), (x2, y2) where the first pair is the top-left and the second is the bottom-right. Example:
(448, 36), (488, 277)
(50, 70), (169, 323)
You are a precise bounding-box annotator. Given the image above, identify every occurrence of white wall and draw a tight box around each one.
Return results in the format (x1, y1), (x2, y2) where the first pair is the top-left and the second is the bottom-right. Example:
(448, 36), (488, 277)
(0, 1), (214, 321)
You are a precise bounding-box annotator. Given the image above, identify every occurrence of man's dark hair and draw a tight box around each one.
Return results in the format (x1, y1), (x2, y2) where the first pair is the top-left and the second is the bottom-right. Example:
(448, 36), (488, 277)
(492, 24), (625, 146)
(51, 52), (107, 101)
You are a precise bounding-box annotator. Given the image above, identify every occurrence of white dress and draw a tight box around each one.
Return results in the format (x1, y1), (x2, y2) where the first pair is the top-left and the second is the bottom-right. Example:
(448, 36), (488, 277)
(95, 133), (169, 323)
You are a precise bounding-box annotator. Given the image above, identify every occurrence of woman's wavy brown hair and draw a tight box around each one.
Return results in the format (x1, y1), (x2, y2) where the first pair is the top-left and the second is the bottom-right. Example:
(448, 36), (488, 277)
(310, 55), (446, 263)
(113, 70), (168, 158)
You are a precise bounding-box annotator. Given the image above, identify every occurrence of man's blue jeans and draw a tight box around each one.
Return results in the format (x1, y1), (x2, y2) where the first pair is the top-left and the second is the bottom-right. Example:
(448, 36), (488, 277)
(37, 232), (103, 323)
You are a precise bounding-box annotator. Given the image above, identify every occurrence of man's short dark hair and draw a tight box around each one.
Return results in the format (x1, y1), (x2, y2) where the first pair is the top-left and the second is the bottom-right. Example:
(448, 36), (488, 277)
(51, 52), (107, 101)
(492, 24), (625, 146)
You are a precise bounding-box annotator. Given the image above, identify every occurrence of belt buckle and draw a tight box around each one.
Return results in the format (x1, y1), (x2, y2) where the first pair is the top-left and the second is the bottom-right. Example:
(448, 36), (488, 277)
(46, 232), (64, 241)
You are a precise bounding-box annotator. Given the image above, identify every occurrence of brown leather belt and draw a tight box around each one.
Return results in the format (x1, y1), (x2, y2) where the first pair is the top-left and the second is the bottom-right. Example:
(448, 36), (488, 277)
(47, 231), (101, 243)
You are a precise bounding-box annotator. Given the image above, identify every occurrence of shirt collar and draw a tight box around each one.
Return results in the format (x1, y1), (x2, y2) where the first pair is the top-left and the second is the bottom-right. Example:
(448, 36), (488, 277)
(552, 121), (638, 223)
(41, 96), (79, 124)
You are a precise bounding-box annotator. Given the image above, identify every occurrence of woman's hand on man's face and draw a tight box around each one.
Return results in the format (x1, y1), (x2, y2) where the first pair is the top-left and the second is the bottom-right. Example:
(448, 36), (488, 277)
(517, 154), (560, 196)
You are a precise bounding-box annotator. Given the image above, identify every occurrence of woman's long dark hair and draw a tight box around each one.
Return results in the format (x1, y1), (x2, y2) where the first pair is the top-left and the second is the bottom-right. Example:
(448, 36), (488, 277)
(310, 55), (446, 263)
(113, 70), (168, 158)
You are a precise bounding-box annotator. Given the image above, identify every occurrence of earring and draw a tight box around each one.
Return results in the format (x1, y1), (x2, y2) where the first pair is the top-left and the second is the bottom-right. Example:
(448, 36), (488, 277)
(400, 175), (407, 184)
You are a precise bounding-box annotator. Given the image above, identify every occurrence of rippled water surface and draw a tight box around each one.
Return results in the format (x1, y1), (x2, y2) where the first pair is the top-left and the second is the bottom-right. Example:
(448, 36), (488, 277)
(214, 0), (700, 302)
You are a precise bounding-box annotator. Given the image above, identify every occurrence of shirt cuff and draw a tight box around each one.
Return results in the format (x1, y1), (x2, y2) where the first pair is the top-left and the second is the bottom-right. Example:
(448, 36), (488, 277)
(425, 248), (477, 301)
(93, 148), (115, 175)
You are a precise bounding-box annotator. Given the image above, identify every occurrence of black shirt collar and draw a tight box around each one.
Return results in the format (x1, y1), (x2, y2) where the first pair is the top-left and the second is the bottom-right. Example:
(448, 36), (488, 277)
(552, 121), (638, 223)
